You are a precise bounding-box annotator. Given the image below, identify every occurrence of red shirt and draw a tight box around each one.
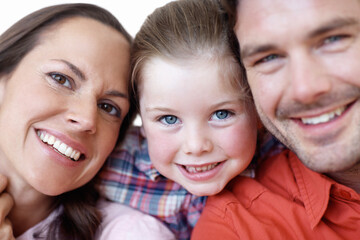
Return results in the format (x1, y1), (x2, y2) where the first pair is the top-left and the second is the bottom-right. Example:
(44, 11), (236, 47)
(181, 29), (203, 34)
(192, 150), (360, 240)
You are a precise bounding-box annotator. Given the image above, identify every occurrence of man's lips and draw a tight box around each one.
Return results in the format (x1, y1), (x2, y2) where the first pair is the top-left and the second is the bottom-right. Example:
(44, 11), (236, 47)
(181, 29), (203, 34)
(300, 105), (347, 125)
(287, 100), (356, 126)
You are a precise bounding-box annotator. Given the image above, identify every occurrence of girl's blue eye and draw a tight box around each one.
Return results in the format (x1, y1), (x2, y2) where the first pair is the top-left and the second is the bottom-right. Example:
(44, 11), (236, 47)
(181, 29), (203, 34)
(98, 103), (120, 117)
(50, 73), (71, 88)
(160, 115), (179, 125)
(213, 110), (230, 120)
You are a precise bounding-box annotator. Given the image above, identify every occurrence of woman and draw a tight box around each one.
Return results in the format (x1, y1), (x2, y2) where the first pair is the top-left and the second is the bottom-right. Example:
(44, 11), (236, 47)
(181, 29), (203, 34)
(0, 3), (174, 240)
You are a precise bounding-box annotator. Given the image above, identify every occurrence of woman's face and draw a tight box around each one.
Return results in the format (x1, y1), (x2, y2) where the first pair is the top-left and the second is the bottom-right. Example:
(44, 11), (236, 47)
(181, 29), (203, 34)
(0, 17), (130, 195)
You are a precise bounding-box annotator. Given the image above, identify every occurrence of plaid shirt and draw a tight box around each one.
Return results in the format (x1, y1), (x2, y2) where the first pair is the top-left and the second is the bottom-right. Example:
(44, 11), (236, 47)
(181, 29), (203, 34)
(97, 126), (285, 240)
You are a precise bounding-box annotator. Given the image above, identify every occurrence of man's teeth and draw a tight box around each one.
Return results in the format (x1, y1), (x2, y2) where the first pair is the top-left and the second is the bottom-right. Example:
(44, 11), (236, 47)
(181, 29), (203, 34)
(185, 163), (219, 173)
(37, 131), (81, 161)
(301, 106), (346, 125)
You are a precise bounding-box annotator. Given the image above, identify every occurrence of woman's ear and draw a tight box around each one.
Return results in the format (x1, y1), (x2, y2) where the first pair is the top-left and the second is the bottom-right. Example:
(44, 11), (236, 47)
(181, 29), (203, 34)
(0, 76), (9, 106)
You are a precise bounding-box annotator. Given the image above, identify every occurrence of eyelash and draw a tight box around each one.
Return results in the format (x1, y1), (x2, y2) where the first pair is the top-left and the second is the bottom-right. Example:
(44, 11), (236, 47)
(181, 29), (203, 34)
(98, 102), (121, 118)
(49, 72), (73, 89)
(252, 33), (350, 67)
(254, 54), (280, 65)
(158, 109), (234, 126)
(159, 115), (180, 125)
(322, 34), (348, 46)
(211, 110), (234, 121)
(49, 72), (121, 118)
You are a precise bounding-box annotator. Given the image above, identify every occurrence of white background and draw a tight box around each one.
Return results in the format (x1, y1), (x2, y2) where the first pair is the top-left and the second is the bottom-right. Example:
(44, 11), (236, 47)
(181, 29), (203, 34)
(1, 0), (173, 125)
(0, 0), (173, 37)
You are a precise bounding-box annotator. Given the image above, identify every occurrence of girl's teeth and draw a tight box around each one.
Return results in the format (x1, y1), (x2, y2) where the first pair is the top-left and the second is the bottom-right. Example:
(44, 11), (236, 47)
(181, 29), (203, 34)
(185, 163), (219, 173)
(37, 131), (81, 161)
(301, 106), (346, 125)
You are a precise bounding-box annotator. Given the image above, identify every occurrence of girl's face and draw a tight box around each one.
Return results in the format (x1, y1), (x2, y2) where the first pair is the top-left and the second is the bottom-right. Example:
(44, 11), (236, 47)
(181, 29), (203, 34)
(139, 57), (258, 196)
(0, 17), (130, 196)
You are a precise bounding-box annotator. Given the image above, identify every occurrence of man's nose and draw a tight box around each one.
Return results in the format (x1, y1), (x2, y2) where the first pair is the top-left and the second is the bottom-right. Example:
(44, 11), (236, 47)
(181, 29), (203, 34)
(288, 53), (332, 104)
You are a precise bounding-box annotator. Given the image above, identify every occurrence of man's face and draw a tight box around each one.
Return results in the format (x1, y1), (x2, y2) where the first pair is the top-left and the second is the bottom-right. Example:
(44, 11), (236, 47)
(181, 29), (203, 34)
(235, 0), (360, 173)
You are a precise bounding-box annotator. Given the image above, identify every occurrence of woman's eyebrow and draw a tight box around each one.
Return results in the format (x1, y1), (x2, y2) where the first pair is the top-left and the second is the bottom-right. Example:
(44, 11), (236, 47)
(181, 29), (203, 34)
(105, 90), (128, 99)
(51, 59), (86, 80)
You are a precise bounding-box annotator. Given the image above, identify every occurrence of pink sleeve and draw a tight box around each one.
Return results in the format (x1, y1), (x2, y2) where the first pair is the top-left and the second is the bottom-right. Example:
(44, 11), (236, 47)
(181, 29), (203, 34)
(96, 199), (175, 240)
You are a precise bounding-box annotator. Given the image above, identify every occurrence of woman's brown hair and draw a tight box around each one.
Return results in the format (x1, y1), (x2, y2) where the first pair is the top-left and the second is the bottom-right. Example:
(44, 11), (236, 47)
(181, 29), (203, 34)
(0, 3), (134, 240)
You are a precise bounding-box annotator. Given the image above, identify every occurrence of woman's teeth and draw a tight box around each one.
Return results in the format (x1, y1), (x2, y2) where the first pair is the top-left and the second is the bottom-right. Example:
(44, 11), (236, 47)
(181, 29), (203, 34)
(37, 131), (81, 161)
(185, 163), (219, 173)
(301, 106), (346, 125)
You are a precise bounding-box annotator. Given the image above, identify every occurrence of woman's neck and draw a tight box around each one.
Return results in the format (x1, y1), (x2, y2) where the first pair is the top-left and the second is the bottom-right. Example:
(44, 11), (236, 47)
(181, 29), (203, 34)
(0, 161), (55, 237)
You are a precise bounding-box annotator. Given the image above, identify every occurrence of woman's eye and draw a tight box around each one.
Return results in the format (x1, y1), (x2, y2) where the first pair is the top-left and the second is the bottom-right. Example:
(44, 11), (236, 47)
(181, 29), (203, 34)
(50, 73), (72, 88)
(212, 110), (231, 120)
(98, 103), (120, 117)
(160, 115), (179, 125)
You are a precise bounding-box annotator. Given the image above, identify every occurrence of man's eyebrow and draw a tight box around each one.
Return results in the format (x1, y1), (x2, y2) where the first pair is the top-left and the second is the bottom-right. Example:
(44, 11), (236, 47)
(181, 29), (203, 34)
(241, 44), (277, 60)
(307, 17), (358, 38)
(240, 17), (359, 60)
(52, 59), (86, 80)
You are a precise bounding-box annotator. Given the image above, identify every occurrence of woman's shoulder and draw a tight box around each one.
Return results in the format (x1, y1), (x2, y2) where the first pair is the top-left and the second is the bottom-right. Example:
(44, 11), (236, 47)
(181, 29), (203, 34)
(96, 199), (175, 240)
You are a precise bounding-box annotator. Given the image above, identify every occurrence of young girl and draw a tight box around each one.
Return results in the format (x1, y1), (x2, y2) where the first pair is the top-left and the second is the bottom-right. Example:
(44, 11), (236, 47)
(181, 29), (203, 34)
(98, 0), (283, 239)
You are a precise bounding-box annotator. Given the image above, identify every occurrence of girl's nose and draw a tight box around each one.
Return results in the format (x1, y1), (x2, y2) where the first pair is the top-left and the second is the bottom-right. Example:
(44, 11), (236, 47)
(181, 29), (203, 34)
(182, 127), (213, 156)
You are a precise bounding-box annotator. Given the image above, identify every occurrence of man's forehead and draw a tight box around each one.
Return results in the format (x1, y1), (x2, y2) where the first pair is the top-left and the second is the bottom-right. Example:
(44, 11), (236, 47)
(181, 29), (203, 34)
(235, 0), (360, 47)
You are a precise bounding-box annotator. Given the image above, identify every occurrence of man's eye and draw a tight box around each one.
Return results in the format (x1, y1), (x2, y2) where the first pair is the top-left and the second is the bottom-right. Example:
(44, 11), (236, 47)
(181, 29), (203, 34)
(323, 35), (346, 45)
(255, 54), (279, 65)
(98, 103), (120, 117)
(50, 73), (71, 88)
(160, 115), (179, 125)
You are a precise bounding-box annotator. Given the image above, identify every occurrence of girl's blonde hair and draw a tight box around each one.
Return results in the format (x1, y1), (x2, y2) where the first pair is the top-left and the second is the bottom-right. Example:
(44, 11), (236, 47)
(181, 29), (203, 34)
(130, 0), (251, 110)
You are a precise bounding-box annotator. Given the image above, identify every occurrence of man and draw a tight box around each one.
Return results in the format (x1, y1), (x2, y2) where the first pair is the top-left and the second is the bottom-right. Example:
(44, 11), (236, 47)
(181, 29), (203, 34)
(192, 0), (360, 239)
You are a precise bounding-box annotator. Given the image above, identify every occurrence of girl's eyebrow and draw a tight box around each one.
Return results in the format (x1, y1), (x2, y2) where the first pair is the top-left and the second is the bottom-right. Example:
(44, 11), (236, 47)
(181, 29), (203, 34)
(51, 59), (85, 80)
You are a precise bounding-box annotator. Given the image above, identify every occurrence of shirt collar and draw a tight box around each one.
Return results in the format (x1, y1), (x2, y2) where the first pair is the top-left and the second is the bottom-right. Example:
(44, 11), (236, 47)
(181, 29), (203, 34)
(288, 151), (332, 229)
(134, 136), (162, 181)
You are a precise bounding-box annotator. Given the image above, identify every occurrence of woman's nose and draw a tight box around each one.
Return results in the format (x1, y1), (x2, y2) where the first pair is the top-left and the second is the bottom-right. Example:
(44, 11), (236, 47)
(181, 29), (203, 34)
(66, 98), (97, 134)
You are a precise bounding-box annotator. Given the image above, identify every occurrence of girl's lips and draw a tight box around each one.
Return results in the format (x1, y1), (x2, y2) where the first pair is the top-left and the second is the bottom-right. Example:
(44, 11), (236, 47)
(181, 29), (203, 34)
(177, 161), (225, 182)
